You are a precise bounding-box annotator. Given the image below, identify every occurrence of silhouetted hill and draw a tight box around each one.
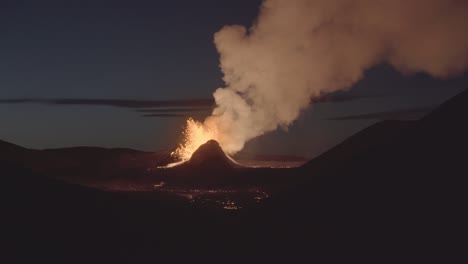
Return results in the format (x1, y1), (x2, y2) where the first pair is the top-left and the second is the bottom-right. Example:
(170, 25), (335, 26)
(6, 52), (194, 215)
(0, 139), (32, 161)
(43, 146), (147, 161)
(258, 88), (468, 262)
(302, 119), (414, 170)
(0, 139), (74, 174)
(0, 141), (176, 187)
(422, 84), (468, 125)
(0, 139), (26, 151)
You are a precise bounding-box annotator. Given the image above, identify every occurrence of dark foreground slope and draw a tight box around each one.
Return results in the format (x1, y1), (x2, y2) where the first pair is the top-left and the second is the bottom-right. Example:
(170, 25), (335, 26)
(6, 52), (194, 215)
(1, 160), (252, 263)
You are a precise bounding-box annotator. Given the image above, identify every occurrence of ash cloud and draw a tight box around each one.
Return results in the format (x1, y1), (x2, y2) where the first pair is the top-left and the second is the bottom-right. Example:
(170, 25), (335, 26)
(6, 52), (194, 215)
(204, 0), (468, 154)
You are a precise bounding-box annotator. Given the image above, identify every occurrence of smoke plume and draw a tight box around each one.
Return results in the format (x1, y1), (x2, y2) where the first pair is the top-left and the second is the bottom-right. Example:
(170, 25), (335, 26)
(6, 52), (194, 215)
(204, 0), (468, 154)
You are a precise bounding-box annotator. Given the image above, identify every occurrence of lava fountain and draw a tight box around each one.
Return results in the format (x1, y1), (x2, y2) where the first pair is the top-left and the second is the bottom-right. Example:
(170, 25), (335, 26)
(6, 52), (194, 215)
(171, 118), (220, 161)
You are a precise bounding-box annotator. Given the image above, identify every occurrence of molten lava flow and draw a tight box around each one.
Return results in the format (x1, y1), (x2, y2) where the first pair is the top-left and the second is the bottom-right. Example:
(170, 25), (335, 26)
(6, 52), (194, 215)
(171, 118), (219, 161)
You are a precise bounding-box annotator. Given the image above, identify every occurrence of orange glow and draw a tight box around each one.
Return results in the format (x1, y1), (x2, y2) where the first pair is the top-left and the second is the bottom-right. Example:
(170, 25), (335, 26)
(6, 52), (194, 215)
(171, 118), (219, 161)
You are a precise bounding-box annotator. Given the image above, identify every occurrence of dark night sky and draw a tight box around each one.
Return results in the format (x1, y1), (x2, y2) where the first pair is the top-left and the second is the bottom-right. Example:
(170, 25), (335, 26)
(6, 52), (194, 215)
(1, 0), (467, 158)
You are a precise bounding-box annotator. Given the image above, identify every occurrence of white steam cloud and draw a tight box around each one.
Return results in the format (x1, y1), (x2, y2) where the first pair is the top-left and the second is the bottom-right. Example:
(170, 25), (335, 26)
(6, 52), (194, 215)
(203, 0), (468, 154)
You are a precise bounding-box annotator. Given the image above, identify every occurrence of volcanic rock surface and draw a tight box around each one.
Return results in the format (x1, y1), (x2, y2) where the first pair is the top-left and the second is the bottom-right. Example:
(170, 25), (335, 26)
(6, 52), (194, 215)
(161, 140), (242, 188)
(188, 139), (238, 170)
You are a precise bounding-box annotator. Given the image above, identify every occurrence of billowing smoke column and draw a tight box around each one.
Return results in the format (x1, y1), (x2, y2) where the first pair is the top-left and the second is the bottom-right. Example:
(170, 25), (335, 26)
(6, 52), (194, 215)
(196, 0), (468, 156)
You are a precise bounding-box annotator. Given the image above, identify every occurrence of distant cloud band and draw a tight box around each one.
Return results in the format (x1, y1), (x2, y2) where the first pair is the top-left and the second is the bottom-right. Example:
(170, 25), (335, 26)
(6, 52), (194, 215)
(326, 106), (435, 121)
(0, 98), (214, 108)
(141, 113), (192, 118)
(0, 92), (386, 119)
(136, 107), (212, 113)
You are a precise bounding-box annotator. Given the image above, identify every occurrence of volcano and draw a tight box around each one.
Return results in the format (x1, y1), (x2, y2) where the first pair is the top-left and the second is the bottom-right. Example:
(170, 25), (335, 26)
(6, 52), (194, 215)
(163, 140), (241, 188)
(188, 139), (238, 170)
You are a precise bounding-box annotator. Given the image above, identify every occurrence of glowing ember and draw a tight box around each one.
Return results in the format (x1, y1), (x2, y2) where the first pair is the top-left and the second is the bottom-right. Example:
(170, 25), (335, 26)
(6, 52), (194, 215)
(171, 118), (219, 161)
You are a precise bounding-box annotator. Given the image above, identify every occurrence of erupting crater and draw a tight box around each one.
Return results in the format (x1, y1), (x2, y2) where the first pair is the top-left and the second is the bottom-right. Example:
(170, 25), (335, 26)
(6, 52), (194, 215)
(163, 139), (241, 169)
(188, 139), (238, 169)
(171, 118), (220, 162)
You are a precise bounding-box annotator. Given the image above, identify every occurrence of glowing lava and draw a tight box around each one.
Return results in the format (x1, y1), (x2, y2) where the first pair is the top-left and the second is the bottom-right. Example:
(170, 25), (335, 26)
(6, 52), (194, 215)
(171, 118), (219, 161)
